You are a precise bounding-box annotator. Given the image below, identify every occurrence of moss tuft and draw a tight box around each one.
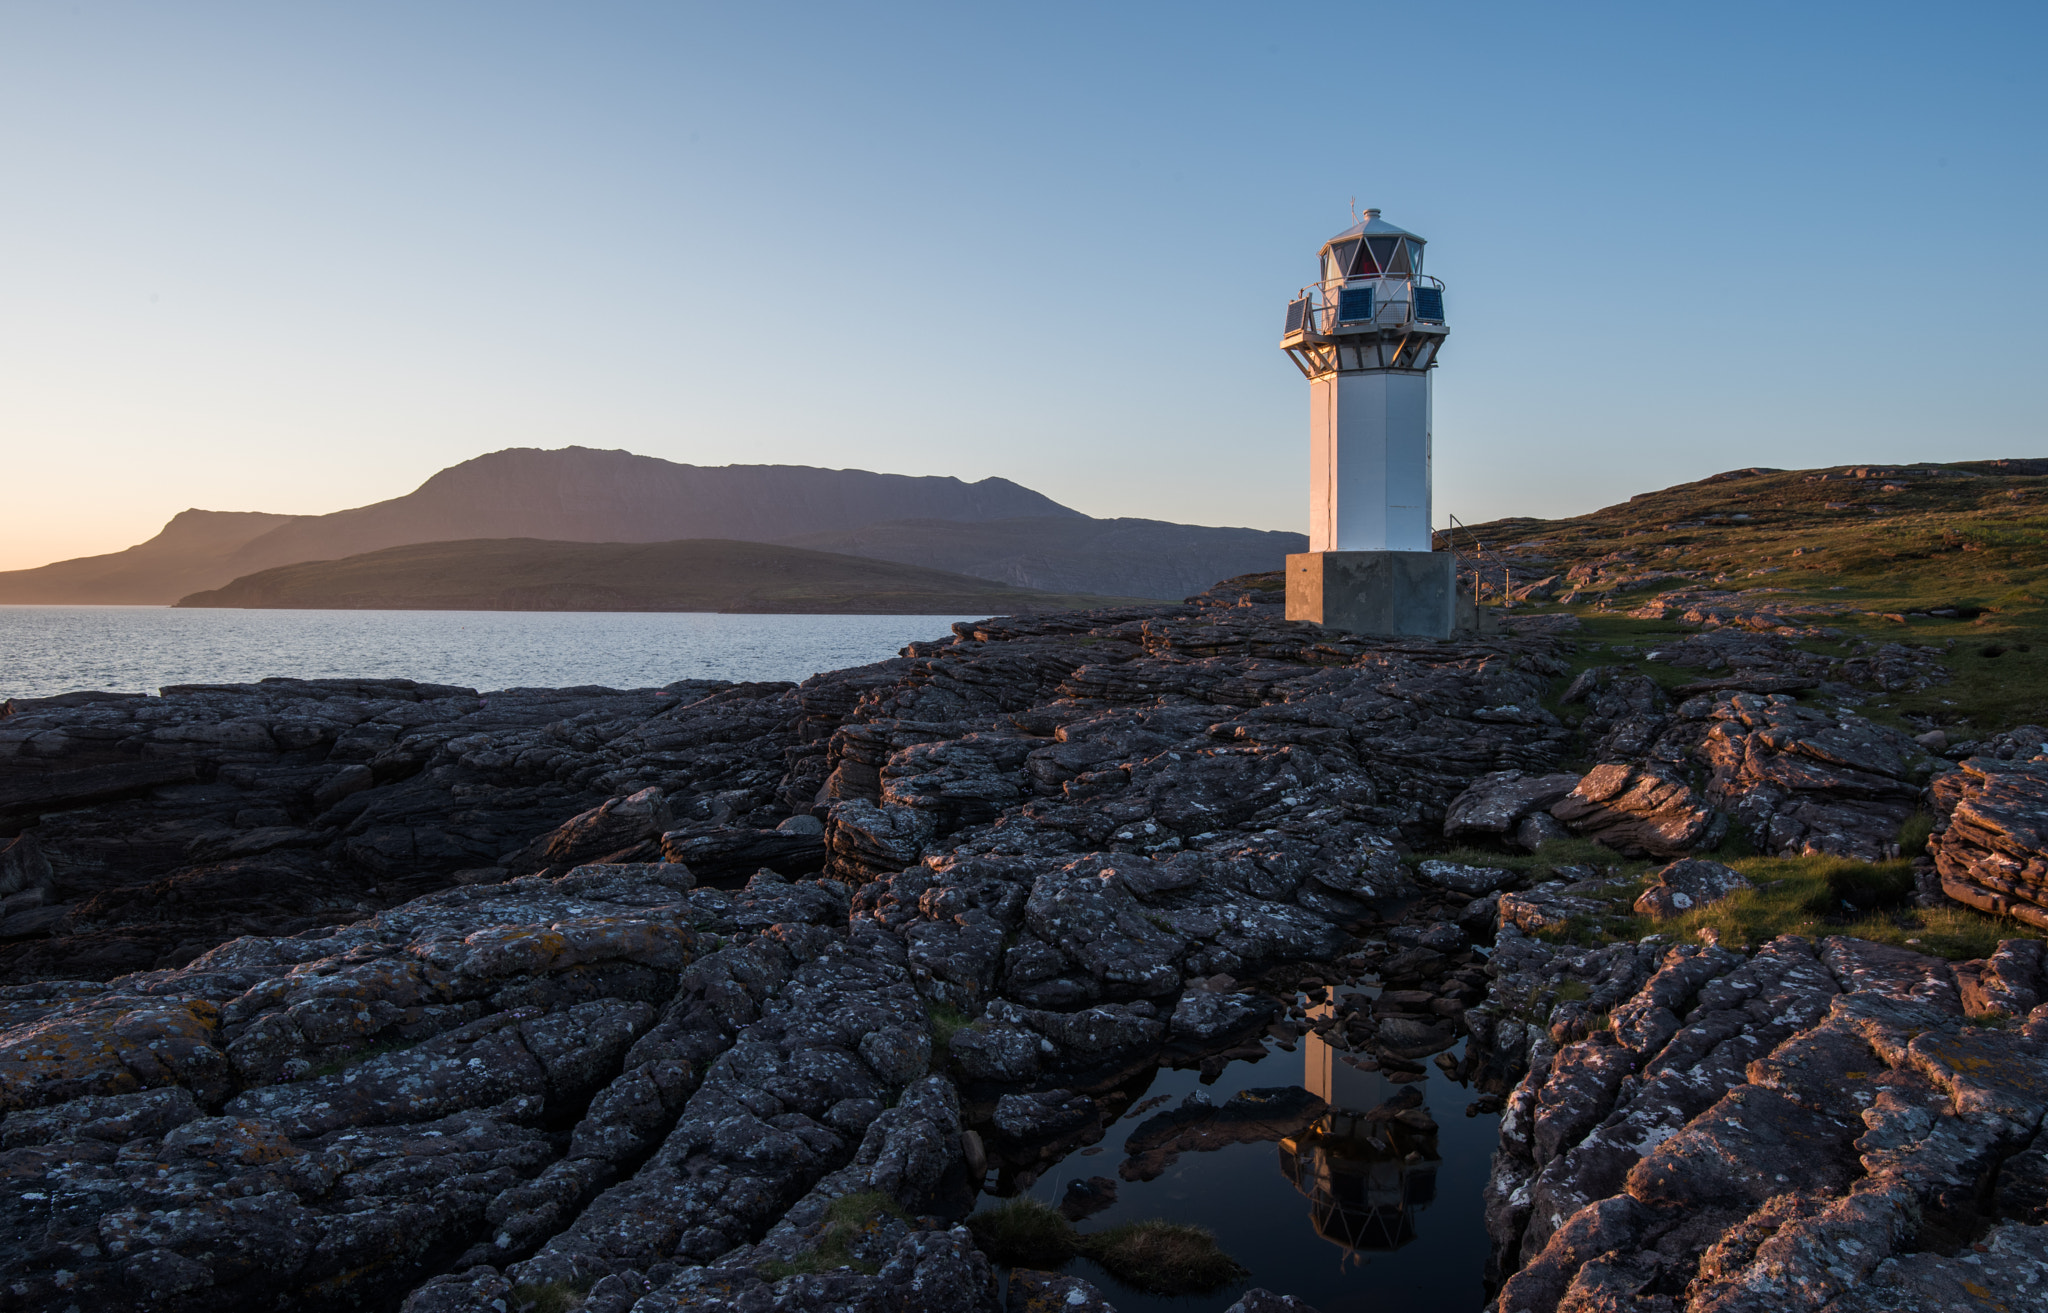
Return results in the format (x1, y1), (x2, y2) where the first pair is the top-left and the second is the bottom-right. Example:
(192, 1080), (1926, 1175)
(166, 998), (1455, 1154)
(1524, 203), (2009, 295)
(927, 1001), (973, 1050)
(1409, 836), (1627, 880)
(1079, 1220), (1248, 1295)
(508, 1279), (593, 1313)
(825, 1190), (909, 1228)
(966, 1197), (1079, 1268)
(764, 1190), (912, 1277)
(1808, 860), (1916, 915)
(1898, 811), (1936, 859)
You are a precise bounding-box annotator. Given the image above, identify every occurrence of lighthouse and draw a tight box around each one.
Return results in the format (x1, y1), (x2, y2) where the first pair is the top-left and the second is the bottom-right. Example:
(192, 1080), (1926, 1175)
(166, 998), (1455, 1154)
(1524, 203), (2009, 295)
(1280, 209), (1457, 636)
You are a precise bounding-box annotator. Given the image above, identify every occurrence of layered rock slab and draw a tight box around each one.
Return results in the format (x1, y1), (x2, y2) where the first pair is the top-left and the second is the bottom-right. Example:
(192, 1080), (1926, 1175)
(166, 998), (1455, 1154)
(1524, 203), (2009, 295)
(1476, 928), (2048, 1313)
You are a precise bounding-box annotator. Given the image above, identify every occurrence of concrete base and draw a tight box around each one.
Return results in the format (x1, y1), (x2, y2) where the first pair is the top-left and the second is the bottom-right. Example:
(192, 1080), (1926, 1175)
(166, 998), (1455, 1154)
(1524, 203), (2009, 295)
(1286, 550), (1462, 638)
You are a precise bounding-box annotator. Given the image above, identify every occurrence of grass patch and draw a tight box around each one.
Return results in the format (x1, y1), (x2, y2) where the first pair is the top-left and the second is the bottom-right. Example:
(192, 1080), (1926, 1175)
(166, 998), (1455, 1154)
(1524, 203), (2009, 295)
(1080, 1221), (1247, 1296)
(508, 1279), (593, 1313)
(1807, 861), (1915, 915)
(966, 1202), (1249, 1296)
(967, 1197), (1079, 1268)
(927, 1001), (973, 1050)
(1489, 845), (2030, 962)
(1587, 854), (2029, 960)
(763, 1191), (912, 1277)
(1552, 978), (1592, 1003)
(1454, 459), (2048, 731)
(826, 1190), (910, 1228)
(1414, 837), (1641, 882)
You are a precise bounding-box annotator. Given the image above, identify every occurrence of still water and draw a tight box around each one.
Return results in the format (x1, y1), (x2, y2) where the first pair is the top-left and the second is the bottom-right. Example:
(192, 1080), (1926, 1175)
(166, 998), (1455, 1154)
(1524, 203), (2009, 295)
(0, 607), (976, 699)
(980, 1014), (1500, 1313)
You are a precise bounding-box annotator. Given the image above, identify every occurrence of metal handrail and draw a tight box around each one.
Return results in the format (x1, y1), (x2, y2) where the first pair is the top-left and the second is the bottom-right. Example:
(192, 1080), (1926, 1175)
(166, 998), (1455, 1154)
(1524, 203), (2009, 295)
(1287, 274), (1446, 335)
(1294, 273), (1446, 304)
(1447, 514), (1514, 609)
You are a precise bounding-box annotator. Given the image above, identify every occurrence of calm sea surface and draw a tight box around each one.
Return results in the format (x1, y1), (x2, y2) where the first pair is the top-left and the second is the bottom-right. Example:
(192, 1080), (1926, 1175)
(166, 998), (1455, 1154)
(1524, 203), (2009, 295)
(0, 606), (977, 699)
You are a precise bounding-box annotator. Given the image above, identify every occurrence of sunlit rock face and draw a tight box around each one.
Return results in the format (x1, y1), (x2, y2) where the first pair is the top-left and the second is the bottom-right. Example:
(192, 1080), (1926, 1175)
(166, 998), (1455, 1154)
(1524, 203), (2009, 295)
(1931, 744), (2048, 930)
(1473, 927), (2048, 1313)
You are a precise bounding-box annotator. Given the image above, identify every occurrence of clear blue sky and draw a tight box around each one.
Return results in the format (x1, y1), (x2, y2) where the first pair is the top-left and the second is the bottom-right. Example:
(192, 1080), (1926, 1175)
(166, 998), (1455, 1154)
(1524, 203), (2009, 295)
(4, 2), (2043, 569)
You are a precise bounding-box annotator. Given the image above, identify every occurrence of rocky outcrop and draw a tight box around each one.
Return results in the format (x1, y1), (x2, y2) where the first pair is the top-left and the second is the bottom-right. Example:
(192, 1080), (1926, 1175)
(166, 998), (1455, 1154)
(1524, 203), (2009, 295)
(1549, 657), (1934, 862)
(0, 596), (1591, 1311)
(1632, 858), (1752, 920)
(0, 864), (847, 1308)
(1692, 691), (1928, 861)
(1444, 771), (1583, 849)
(0, 677), (811, 981)
(6, 588), (2045, 1311)
(1930, 753), (2048, 931)
(1474, 927), (2048, 1313)
(1551, 763), (1723, 858)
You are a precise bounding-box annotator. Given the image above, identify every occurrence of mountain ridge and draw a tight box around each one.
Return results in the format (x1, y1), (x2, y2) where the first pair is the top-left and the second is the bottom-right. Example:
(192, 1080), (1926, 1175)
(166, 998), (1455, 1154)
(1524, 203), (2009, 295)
(211, 447), (1082, 579)
(172, 537), (1149, 613)
(0, 509), (302, 604)
(0, 446), (1303, 604)
(0, 447), (1088, 604)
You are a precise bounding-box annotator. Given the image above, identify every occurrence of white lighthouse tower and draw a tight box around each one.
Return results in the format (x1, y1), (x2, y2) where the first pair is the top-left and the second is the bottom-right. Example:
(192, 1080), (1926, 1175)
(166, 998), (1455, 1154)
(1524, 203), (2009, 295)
(1280, 209), (1457, 636)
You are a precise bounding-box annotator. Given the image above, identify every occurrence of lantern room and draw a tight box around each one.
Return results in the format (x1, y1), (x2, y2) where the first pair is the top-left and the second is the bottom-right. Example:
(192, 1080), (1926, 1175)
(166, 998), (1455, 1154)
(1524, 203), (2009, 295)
(1319, 211), (1426, 283)
(1282, 209), (1448, 372)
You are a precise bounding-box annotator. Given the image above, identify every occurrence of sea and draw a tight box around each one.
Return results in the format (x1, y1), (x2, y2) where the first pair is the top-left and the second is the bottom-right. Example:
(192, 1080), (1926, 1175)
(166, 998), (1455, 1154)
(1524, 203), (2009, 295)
(0, 606), (977, 700)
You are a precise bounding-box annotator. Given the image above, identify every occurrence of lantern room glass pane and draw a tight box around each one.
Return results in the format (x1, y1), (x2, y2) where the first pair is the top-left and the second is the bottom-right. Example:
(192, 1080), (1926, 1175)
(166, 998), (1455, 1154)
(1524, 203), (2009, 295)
(1406, 240), (1425, 273)
(1326, 240), (1359, 281)
(1365, 236), (1400, 272)
(1349, 241), (1378, 276)
(1385, 241), (1412, 274)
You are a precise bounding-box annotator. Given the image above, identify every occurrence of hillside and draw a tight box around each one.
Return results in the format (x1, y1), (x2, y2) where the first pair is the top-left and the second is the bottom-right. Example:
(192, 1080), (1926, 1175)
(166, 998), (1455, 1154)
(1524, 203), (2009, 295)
(0, 447), (1080, 605)
(172, 537), (1148, 613)
(210, 447), (1080, 577)
(1441, 456), (2048, 730)
(779, 515), (1306, 600)
(0, 509), (300, 604)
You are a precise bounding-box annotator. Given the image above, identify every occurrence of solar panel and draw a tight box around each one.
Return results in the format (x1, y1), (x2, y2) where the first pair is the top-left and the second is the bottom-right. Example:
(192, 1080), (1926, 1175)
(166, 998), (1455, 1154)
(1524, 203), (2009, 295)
(1338, 287), (1374, 322)
(1285, 298), (1308, 333)
(1413, 288), (1445, 322)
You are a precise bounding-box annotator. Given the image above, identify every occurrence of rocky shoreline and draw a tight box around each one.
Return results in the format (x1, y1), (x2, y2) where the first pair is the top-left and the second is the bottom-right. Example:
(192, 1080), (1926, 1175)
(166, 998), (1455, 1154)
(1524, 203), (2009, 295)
(3, 584), (2047, 1311)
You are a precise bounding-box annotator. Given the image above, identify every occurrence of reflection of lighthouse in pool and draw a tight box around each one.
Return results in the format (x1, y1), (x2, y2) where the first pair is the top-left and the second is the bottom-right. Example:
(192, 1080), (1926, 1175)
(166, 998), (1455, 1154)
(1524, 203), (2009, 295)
(1277, 1001), (1440, 1254)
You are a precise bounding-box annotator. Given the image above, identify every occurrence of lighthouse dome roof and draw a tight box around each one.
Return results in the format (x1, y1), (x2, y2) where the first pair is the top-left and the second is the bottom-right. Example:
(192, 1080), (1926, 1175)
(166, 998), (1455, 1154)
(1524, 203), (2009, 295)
(1317, 210), (1428, 279)
(1321, 209), (1423, 252)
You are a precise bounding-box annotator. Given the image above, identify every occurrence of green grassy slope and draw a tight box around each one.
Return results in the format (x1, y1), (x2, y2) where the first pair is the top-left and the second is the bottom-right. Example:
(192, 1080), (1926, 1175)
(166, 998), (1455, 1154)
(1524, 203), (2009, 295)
(1448, 459), (2048, 733)
(173, 537), (1153, 614)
